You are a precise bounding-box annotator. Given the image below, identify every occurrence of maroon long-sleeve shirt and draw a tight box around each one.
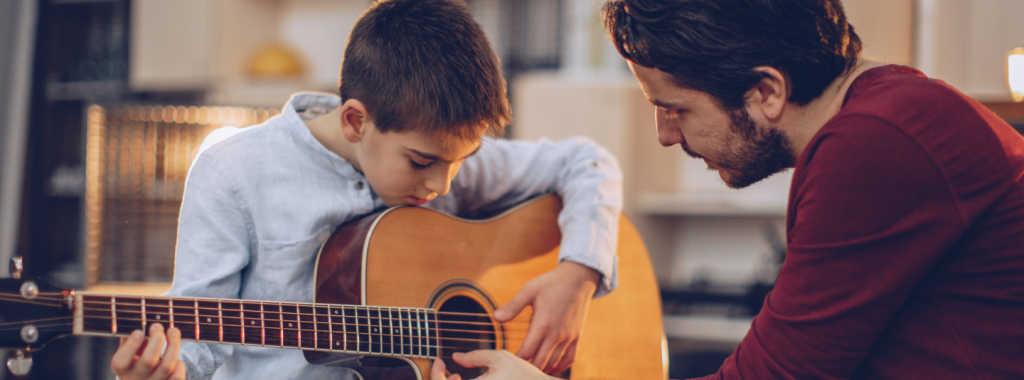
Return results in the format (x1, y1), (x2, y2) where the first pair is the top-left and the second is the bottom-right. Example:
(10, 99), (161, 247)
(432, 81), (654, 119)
(699, 66), (1024, 379)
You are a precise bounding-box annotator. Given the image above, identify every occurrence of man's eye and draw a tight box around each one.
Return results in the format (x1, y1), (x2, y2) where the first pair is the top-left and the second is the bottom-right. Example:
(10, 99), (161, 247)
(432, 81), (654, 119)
(410, 160), (431, 169)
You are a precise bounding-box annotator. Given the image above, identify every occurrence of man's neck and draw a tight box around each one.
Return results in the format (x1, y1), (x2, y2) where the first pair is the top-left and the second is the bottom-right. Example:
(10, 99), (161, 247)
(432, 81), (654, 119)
(782, 59), (885, 158)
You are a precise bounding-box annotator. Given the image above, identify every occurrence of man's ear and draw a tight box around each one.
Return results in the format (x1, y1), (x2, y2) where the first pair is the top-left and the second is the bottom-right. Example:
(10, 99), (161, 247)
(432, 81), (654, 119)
(746, 66), (788, 121)
(339, 99), (370, 143)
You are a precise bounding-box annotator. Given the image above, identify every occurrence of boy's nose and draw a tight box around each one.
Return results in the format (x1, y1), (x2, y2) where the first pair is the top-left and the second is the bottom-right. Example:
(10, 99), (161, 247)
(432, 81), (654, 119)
(424, 165), (455, 197)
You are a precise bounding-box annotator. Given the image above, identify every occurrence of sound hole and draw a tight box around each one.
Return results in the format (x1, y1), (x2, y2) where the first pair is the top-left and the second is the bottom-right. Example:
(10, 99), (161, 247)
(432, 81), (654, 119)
(438, 295), (496, 378)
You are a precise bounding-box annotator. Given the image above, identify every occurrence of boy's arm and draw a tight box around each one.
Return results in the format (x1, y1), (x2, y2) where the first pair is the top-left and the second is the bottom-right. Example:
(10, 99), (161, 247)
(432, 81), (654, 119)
(436, 137), (623, 373)
(166, 152), (253, 380)
(439, 137), (623, 294)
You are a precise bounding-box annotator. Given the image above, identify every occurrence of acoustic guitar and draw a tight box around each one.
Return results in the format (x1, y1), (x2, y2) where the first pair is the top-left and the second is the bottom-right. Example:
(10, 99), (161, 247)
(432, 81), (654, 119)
(0, 195), (667, 379)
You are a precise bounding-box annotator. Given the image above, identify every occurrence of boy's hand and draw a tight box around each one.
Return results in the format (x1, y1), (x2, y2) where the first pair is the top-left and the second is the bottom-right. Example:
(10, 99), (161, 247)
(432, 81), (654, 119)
(429, 351), (554, 380)
(111, 323), (186, 380)
(492, 260), (601, 374)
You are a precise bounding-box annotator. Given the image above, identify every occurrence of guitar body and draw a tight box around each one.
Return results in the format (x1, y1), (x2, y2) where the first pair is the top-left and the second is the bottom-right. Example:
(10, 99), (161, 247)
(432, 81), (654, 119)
(307, 195), (667, 379)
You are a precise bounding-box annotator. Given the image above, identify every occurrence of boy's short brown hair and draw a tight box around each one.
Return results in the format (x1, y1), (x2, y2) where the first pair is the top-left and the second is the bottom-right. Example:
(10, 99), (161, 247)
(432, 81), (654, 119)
(339, 0), (510, 143)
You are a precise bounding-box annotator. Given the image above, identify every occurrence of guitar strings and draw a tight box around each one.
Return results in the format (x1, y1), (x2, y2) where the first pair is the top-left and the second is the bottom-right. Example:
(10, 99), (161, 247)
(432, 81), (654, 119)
(14, 292), (531, 319)
(4, 293), (536, 329)
(0, 295), (533, 344)
(0, 294), (67, 308)
(75, 312), (531, 337)
(0, 316), (73, 329)
(74, 302), (533, 327)
(0, 316), (530, 351)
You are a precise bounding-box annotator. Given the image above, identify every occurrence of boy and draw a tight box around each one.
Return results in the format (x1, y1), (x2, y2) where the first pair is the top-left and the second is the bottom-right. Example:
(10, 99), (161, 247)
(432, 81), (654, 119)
(109, 1), (622, 379)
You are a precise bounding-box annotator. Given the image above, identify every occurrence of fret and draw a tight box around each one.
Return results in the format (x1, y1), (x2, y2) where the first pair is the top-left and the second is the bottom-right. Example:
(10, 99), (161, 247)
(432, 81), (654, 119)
(78, 295), (116, 335)
(313, 305), (331, 351)
(327, 306), (335, 351)
(114, 297), (142, 336)
(281, 304), (299, 348)
(260, 302), (266, 346)
(193, 300), (200, 340)
(144, 298), (171, 334)
(403, 309), (411, 356)
(342, 306), (352, 352)
(421, 309), (430, 356)
(272, 303), (283, 347)
(415, 309), (423, 357)
(141, 298), (147, 331)
(387, 308), (396, 355)
(395, 308), (404, 355)
(241, 302), (263, 345)
(403, 309), (413, 356)
(111, 296), (117, 334)
(259, 303), (280, 346)
(369, 308), (381, 354)
(421, 309), (428, 357)
(221, 302), (241, 344)
(354, 307), (365, 353)
(430, 310), (439, 357)
(170, 299), (197, 340)
(298, 304), (316, 349)
(217, 302), (223, 342)
(196, 301), (219, 341)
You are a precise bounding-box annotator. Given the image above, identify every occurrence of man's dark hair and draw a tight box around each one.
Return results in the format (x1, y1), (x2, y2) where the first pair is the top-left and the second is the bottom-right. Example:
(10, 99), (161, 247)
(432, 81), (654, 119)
(603, 0), (862, 109)
(340, 0), (510, 141)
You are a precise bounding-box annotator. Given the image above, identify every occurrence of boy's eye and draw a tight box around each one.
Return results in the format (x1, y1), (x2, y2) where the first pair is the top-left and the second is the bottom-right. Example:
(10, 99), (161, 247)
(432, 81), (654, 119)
(410, 159), (432, 169)
(663, 107), (685, 118)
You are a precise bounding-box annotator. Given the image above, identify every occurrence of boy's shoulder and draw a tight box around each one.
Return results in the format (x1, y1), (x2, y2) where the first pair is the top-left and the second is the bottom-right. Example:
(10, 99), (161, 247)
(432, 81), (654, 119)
(197, 92), (340, 163)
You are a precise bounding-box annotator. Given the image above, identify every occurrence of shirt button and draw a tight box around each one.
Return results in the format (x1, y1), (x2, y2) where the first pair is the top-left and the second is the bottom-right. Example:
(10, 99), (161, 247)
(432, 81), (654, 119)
(355, 181), (365, 191)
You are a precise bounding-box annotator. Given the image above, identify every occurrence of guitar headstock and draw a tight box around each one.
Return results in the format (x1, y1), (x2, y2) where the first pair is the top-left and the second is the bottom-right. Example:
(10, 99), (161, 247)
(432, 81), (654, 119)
(0, 275), (74, 350)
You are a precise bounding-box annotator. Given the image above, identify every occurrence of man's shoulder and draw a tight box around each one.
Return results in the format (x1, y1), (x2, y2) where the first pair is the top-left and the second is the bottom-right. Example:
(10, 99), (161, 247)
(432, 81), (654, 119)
(843, 65), (969, 115)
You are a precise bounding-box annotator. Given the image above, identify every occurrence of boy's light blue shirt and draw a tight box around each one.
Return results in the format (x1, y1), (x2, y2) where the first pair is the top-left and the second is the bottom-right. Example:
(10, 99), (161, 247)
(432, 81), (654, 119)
(170, 93), (623, 380)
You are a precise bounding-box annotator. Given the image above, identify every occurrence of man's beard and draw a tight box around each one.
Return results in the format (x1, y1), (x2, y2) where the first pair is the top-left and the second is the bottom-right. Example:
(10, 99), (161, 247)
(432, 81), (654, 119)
(683, 108), (796, 189)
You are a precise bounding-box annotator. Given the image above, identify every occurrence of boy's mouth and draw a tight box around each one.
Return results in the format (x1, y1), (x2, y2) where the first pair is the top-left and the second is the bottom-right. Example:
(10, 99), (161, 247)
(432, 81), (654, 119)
(408, 196), (429, 205)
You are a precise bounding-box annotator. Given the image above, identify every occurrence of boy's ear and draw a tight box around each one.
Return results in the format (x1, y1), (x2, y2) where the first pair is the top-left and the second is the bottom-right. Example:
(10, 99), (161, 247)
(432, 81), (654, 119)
(339, 99), (370, 143)
(746, 66), (788, 121)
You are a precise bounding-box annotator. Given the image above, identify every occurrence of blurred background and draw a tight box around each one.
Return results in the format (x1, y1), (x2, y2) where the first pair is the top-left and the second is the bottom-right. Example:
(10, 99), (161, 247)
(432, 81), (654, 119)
(1, 0), (1023, 378)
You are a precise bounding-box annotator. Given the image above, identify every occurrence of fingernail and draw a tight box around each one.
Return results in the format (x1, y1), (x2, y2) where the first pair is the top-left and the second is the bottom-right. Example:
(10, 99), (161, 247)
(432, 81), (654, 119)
(453, 352), (464, 359)
(131, 330), (143, 339)
(493, 310), (506, 319)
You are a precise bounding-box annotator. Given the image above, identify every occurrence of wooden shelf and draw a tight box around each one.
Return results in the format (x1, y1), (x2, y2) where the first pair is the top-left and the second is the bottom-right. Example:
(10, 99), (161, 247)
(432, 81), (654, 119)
(636, 192), (787, 217)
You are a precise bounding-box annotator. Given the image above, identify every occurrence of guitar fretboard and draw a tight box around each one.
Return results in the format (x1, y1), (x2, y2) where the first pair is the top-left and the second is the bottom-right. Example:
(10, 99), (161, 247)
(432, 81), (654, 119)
(72, 293), (439, 358)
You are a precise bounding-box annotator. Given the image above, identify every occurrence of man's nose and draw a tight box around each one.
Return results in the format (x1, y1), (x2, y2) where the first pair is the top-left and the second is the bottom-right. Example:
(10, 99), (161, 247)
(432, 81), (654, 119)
(655, 109), (680, 147)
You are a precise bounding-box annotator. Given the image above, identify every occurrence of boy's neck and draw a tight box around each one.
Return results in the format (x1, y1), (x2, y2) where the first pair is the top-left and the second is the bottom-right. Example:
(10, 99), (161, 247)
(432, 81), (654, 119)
(304, 107), (362, 171)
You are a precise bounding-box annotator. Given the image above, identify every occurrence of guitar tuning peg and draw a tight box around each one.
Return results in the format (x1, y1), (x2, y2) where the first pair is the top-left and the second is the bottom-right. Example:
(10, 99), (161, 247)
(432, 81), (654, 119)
(9, 256), (23, 279)
(6, 348), (32, 376)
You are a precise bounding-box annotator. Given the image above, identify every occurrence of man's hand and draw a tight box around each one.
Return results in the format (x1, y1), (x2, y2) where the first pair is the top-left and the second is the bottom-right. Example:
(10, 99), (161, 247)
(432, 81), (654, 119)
(111, 323), (186, 380)
(492, 260), (601, 373)
(429, 351), (555, 380)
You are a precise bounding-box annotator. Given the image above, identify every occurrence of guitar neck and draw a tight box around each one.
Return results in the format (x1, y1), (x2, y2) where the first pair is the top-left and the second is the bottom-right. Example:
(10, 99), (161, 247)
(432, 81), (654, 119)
(72, 293), (440, 358)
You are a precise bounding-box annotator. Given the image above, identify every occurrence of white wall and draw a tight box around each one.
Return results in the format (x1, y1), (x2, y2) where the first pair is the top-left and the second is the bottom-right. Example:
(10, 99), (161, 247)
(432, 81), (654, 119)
(915, 0), (1024, 101)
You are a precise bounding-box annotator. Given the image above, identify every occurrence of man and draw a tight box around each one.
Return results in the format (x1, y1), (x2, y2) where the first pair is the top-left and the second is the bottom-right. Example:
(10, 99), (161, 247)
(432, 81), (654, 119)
(432, 0), (1024, 379)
